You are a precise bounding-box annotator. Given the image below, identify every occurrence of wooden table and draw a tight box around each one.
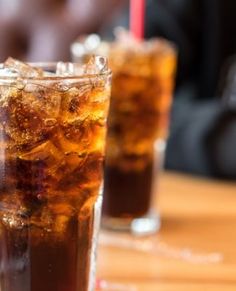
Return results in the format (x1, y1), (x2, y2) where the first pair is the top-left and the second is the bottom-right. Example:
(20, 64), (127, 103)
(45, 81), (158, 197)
(97, 171), (236, 290)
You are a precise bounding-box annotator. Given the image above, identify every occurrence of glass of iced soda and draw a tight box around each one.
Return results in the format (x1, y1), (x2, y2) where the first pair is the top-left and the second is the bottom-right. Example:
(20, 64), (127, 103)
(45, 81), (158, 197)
(72, 33), (176, 236)
(105, 39), (176, 235)
(0, 57), (111, 291)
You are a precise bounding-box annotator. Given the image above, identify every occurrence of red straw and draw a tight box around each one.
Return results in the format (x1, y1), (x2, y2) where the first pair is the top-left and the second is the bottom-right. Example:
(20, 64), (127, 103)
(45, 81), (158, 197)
(130, 0), (145, 40)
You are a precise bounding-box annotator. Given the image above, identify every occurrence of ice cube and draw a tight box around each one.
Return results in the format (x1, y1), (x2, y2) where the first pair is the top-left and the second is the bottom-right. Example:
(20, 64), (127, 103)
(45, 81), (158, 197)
(61, 119), (93, 150)
(19, 140), (63, 162)
(18, 140), (64, 183)
(23, 83), (61, 118)
(0, 85), (20, 110)
(59, 151), (103, 191)
(84, 55), (108, 75)
(56, 62), (75, 76)
(60, 85), (96, 125)
(64, 151), (87, 171)
(58, 87), (107, 153)
(15, 141), (65, 207)
(0, 67), (18, 77)
(4, 57), (43, 78)
(1, 83), (60, 149)
(59, 79), (109, 137)
(3, 102), (49, 149)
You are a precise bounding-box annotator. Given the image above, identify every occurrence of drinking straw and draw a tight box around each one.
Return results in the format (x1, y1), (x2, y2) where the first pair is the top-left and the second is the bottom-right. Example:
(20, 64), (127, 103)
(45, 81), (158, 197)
(130, 0), (145, 39)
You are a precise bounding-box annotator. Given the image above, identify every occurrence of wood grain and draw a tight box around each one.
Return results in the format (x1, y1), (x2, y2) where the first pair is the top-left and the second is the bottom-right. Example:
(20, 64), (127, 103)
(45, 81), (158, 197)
(97, 171), (236, 290)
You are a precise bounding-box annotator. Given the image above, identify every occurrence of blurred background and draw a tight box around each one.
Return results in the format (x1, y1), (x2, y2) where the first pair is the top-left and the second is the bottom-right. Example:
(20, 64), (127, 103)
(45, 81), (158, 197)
(1, 0), (236, 180)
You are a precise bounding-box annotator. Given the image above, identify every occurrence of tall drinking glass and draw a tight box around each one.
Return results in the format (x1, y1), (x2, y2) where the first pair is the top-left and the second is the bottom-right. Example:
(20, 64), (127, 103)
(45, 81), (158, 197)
(0, 57), (111, 291)
(104, 39), (176, 235)
(72, 35), (176, 235)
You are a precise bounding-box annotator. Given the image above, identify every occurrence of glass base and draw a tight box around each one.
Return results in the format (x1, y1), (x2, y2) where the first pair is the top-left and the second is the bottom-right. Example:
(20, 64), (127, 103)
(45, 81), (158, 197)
(102, 211), (160, 236)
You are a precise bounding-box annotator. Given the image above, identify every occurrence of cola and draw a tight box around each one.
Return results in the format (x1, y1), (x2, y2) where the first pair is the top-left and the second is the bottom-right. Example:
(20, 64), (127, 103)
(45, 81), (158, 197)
(102, 38), (176, 231)
(0, 58), (111, 291)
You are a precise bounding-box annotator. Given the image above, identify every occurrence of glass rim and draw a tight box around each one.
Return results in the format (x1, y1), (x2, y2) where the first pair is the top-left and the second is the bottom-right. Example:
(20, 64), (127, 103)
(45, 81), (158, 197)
(0, 60), (112, 81)
(72, 35), (177, 57)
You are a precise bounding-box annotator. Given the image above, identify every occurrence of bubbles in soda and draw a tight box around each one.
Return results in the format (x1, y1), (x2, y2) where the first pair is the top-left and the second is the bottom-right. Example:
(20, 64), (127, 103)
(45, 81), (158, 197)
(0, 58), (110, 291)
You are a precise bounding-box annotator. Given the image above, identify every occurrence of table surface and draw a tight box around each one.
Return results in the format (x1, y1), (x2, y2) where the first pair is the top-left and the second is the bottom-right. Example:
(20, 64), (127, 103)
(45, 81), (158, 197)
(97, 171), (236, 291)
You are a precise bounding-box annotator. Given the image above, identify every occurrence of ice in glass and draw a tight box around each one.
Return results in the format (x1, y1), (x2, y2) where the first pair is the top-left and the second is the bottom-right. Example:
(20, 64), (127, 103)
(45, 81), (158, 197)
(0, 57), (111, 291)
(72, 33), (176, 234)
(102, 37), (176, 233)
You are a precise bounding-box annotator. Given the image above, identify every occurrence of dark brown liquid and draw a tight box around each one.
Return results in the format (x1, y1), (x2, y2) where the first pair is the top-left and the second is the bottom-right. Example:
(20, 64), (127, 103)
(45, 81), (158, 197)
(0, 218), (92, 291)
(0, 70), (110, 290)
(0, 215), (93, 291)
(103, 161), (153, 218)
(103, 45), (176, 221)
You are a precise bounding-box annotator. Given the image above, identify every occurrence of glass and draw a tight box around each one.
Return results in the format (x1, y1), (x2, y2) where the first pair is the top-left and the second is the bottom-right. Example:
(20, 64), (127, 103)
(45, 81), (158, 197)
(72, 35), (176, 235)
(0, 59), (111, 291)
